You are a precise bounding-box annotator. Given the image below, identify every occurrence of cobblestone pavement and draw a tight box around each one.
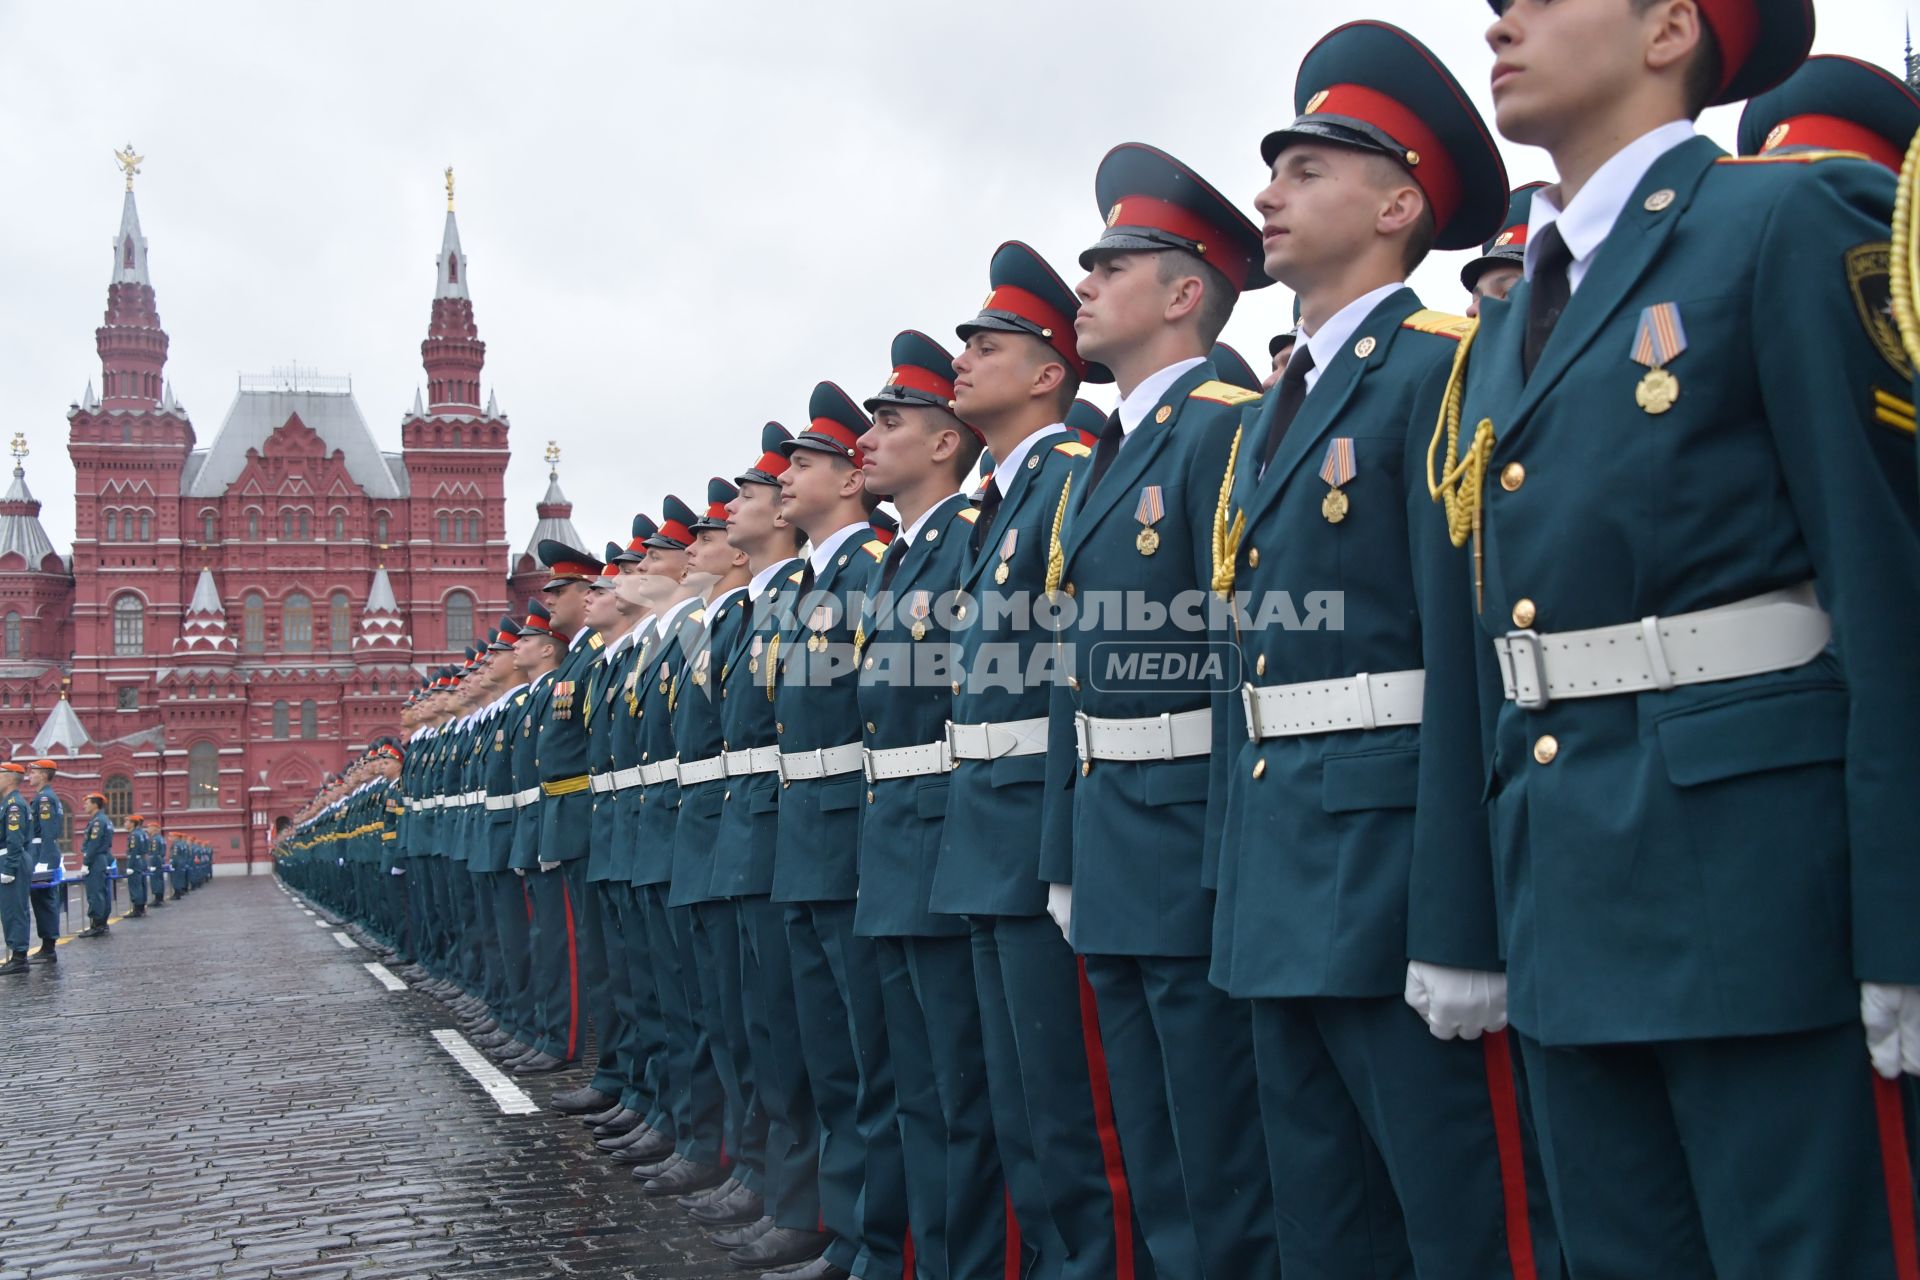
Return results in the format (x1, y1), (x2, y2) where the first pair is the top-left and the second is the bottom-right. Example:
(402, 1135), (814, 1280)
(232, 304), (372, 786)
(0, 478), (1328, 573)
(0, 876), (736, 1280)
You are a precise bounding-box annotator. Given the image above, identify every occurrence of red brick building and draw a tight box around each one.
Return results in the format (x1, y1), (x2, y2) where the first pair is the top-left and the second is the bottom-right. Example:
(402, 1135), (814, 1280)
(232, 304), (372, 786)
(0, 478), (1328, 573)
(0, 172), (529, 868)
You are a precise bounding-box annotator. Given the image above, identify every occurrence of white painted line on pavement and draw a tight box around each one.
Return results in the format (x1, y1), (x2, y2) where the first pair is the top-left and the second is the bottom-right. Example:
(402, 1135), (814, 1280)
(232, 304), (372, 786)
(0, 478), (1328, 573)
(431, 1029), (539, 1115)
(364, 962), (407, 991)
(313, 919), (329, 927)
(332, 931), (357, 950)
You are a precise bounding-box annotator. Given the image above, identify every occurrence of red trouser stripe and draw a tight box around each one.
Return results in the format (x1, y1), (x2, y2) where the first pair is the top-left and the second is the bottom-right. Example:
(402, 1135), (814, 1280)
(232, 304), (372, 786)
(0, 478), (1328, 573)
(901, 1229), (914, 1280)
(1481, 1031), (1538, 1280)
(1873, 1074), (1920, 1280)
(1005, 1183), (1022, 1280)
(561, 879), (580, 1061)
(522, 879), (533, 922)
(1076, 957), (1137, 1280)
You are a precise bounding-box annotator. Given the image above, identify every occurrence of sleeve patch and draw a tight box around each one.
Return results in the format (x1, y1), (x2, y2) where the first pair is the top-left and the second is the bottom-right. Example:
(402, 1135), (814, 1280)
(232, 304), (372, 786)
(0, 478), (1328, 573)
(1189, 379), (1262, 406)
(1845, 242), (1912, 382)
(1052, 440), (1093, 458)
(1401, 309), (1476, 341)
(1874, 387), (1917, 435)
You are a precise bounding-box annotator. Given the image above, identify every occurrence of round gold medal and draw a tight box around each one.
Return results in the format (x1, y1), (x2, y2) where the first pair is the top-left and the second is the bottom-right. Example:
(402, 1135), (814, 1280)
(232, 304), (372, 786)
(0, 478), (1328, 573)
(1636, 367), (1679, 414)
(1322, 486), (1349, 524)
(1136, 526), (1160, 556)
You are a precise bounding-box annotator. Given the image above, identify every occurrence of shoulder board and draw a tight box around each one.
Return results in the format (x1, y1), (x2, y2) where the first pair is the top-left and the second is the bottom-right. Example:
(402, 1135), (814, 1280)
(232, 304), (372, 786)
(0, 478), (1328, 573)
(1717, 150), (1868, 166)
(1188, 379), (1261, 406)
(1401, 309), (1476, 341)
(514, 694), (527, 706)
(859, 539), (888, 561)
(956, 507), (981, 524)
(1052, 440), (1093, 458)
(787, 568), (806, 583)
(589, 633), (605, 650)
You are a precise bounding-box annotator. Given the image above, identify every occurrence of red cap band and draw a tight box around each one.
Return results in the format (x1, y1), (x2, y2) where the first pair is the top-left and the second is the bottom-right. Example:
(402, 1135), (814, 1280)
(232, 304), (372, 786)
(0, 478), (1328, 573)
(1105, 195), (1256, 292)
(806, 418), (865, 467)
(545, 561), (596, 581)
(654, 520), (693, 547)
(1700, 0), (1759, 99)
(886, 364), (955, 400)
(746, 450), (790, 480)
(1765, 113), (1902, 172)
(982, 284), (1087, 376)
(1307, 84), (1461, 242)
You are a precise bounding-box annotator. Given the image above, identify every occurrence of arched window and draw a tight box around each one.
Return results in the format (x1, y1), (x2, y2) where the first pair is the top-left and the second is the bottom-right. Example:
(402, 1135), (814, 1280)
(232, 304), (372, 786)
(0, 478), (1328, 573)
(112, 594), (144, 656)
(300, 700), (318, 740)
(330, 591), (351, 652)
(201, 510), (217, 542)
(137, 510), (151, 541)
(467, 513), (481, 542)
(374, 512), (389, 544)
(246, 509), (260, 540)
(103, 774), (133, 821)
(187, 742), (219, 809)
(331, 509), (346, 540)
(445, 590), (474, 648)
(280, 509), (293, 539)
(103, 511), (118, 541)
(452, 426), (464, 448)
(242, 592), (264, 653)
(271, 700), (288, 739)
(3, 611), (20, 659)
(283, 591), (311, 653)
(437, 512), (449, 542)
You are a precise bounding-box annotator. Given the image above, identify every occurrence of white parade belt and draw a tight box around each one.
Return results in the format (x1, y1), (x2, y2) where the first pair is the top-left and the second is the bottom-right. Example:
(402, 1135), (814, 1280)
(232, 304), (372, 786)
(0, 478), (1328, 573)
(483, 795), (514, 812)
(511, 787), (541, 808)
(777, 742), (865, 782)
(610, 766), (644, 791)
(1074, 708), (1210, 762)
(724, 746), (780, 777)
(1494, 582), (1829, 711)
(638, 760), (680, 787)
(945, 716), (1048, 761)
(864, 741), (952, 782)
(589, 773), (615, 794)
(1241, 670), (1424, 741)
(678, 755), (728, 785)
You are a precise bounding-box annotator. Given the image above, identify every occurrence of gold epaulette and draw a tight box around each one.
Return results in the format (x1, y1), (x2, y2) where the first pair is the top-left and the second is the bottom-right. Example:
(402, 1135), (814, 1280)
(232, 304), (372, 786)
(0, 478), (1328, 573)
(1718, 150), (1869, 166)
(1053, 440), (1092, 458)
(956, 507), (981, 524)
(1401, 309), (1475, 340)
(1188, 380), (1261, 406)
(859, 539), (888, 561)
(589, 633), (605, 649)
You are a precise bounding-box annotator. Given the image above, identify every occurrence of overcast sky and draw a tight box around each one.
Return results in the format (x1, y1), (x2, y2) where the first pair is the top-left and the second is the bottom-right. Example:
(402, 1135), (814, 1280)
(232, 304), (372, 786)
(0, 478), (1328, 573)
(0, 1), (1906, 554)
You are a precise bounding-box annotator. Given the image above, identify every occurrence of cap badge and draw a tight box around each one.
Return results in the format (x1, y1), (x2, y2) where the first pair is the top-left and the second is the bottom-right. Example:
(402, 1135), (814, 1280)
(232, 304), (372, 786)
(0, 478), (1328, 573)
(1764, 122), (1790, 152)
(1305, 89), (1330, 114)
(1106, 202), (1122, 228)
(1494, 230), (1515, 247)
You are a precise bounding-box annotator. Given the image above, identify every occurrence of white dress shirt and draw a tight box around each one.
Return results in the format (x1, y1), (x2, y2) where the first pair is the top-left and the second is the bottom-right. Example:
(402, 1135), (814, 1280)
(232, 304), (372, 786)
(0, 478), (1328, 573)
(1525, 120), (1696, 294)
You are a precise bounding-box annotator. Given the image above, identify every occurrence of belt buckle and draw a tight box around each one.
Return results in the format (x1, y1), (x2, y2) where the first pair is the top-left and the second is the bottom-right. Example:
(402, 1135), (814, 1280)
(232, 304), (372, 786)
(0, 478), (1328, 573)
(1073, 710), (1091, 763)
(1239, 683), (1263, 742)
(943, 720), (959, 762)
(862, 747), (878, 783)
(1502, 630), (1550, 711)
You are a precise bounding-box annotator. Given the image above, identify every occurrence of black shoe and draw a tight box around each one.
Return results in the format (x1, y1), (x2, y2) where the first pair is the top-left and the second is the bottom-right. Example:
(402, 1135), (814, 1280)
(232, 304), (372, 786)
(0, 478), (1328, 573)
(631, 1152), (682, 1181)
(550, 1084), (616, 1115)
(510, 1051), (570, 1075)
(591, 1108), (642, 1137)
(753, 1254), (848, 1280)
(601, 1123), (668, 1152)
(730, 1227), (832, 1272)
(463, 1017), (500, 1038)
(82, 921), (108, 938)
(151, 899), (167, 908)
(644, 1158), (725, 1198)
(679, 1175), (739, 1210)
(709, 1214), (775, 1251)
(489, 1038), (533, 1061)
(30, 942), (56, 963)
(0, 954), (27, 976)
(580, 1102), (626, 1128)
(610, 1130), (677, 1164)
(688, 1183), (763, 1227)
(130, 906), (145, 918)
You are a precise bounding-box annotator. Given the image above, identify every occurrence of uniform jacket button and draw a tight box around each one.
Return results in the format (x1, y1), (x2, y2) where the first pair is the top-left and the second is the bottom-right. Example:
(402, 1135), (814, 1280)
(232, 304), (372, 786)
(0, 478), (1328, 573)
(1533, 734), (1559, 765)
(1512, 598), (1537, 629)
(1501, 462), (1526, 492)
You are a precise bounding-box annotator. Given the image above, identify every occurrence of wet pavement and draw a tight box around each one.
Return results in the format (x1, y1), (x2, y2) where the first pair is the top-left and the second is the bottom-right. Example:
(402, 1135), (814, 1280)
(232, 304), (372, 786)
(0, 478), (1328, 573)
(0, 876), (734, 1280)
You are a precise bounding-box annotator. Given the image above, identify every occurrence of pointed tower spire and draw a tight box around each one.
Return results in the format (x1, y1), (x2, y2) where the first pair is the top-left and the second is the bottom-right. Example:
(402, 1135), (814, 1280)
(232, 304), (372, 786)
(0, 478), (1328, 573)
(97, 144), (168, 411)
(354, 565), (411, 661)
(421, 166), (485, 412)
(0, 433), (58, 570)
(174, 566), (237, 661)
(510, 442), (582, 604)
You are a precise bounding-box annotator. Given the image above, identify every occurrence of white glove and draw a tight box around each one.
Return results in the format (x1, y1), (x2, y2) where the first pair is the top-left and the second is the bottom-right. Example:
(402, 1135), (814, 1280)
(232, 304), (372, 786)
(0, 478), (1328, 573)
(32, 863), (46, 874)
(0, 874), (12, 885)
(538, 859), (560, 873)
(389, 866), (406, 877)
(337, 858), (345, 867)
(1404, 961), (1509, 1040)
(1862, 983), (1920, 1079)
(1045, 883), (1073, 943)
(513, 867), (527, 878)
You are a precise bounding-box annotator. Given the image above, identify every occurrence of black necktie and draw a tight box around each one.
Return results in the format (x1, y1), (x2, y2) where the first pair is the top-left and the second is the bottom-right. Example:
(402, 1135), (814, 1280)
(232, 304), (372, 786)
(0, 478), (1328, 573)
(1256, 346), (1315, 477)
(970, 477), (1002, 556)
(1523, 222), (1572, 381)
(1084, 411), (1124, 494)
(877, 538), (907, 593)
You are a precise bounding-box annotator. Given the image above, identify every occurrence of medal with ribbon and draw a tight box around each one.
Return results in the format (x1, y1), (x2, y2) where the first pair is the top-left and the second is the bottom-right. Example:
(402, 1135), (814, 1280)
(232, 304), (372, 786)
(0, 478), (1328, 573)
(1319, 437), (1356, 524)
(1134, 485), (1164, 556)
(1631, 303), (1686, 414)
(994, 528), (1017, 585)
(910, 590), (931, 641)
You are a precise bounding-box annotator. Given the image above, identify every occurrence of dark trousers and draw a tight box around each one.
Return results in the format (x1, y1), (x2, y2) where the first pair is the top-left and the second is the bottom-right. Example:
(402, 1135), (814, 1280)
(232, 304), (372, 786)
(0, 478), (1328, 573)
(149, 865), (167, 902)
(0, 857), (28, 953)
(28, 884), (57, 945)
(575, 873), (615, 1088)
(444, 860), (480, 991)
(128, 868), (147, 907)
(875, 936), (946, 1276)
(85, 862), (109, 922)
(740, 894), (820, 1231)
(983, 917), (1151, 1280)
(423, 857), (452, 975)
(1253, 997), (1558, 1279)
(694, 900), (763, 1189)
(641, 886), (725, 1163)
(523, 859), (585, 1062)
(622, 884), (671, 1125)
(1083, 952), (1278, 1280)
(1517, 1023), (1920, 1280)
(488, 871), (534, 1041)
(582, 880), (633, 1099)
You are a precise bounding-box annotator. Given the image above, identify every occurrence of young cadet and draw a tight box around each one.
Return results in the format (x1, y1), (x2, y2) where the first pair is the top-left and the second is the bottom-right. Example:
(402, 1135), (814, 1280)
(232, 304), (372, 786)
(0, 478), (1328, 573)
(625, 497), (731, 1198)
(451, 626), (519, 1044)
(711, 425), (831, 1268)
(938, 241), (1147, 1280)
(0, 763), (30, 974)
(1212, 21), (1557, 1278)
(1041, 142), (1280, 1279)
(475, 614), (547, 1061)
(562, 557), (645, 1119)
(25, 759), (65, 959)
(124, 815), (148, 919)
(79, 792), (114, 937)
(668, 479), (766, 1229)
(146, 807), (168, 907)
(773, 383), (905, 1280)
(856, 331), (1005, 1279)
(491, 604), (564, 1063)
(1419, 2), (1920, 1273)
(1463, 184), (1548, 319)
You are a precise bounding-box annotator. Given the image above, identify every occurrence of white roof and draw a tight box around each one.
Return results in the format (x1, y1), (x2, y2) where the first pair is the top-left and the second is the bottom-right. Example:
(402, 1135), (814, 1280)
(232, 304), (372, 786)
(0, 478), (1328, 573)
(31, 698), (91, 757)
(187, 382), (404, 499)
(0, 466), (58, 568)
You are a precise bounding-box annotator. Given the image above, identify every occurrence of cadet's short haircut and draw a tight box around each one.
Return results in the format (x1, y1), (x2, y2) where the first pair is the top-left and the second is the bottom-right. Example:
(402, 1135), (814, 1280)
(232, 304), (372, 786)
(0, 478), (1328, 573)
(1630, 0), (1722, 118)
(1155, 249), (1235, 348)
(1016, 333), (1083, 417)
(1362, 152), (1439, 274)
